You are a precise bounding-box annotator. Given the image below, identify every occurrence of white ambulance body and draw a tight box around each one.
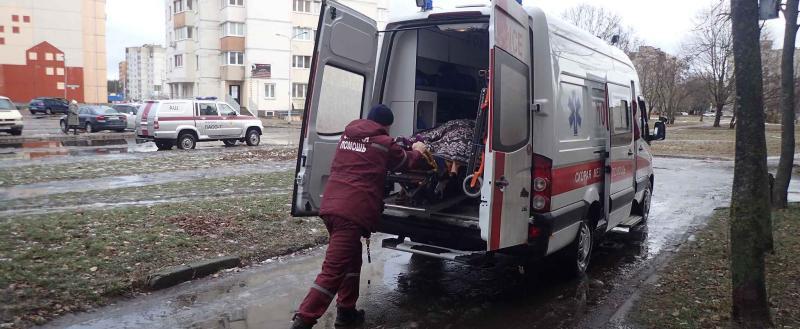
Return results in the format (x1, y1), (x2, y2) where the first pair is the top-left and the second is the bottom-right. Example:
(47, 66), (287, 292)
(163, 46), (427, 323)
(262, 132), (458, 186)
(292, 0), (666, 273)
(136, 98), (264, 150)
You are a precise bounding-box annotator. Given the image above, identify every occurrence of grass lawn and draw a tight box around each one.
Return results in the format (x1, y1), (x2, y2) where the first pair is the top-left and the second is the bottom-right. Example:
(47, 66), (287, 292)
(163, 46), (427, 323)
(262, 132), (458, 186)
(651, 123), (800, 158)
(629, 205), (800, 328)
(0, 193), (326, 328)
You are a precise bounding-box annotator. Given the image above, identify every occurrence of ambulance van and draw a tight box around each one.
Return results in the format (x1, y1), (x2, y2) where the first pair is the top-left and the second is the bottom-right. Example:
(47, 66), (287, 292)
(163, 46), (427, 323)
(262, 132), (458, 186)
(292, 0), (667, 274)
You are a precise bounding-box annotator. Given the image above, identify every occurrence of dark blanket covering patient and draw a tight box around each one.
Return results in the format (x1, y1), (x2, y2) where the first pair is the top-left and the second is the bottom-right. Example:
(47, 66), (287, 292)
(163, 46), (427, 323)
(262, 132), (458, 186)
(414, 119), (475, 164)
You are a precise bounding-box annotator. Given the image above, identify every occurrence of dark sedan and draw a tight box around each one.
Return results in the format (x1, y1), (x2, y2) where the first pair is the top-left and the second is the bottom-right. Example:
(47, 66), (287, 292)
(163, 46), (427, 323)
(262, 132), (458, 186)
(29, 97), (69, 115)
(60, 105), (127, 133)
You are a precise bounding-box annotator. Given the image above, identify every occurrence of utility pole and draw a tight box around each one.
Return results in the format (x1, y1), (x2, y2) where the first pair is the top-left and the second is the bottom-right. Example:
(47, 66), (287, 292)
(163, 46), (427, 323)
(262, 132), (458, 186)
(276, 31), (308, 123)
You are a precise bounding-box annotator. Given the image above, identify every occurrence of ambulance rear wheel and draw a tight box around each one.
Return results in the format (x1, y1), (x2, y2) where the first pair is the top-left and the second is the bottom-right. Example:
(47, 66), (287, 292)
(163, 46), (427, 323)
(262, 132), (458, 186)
(223, 139), (238, 147)
(177, 133), (196, 150)
(556, 219), (593, 277)
(245, 129), (260, 146)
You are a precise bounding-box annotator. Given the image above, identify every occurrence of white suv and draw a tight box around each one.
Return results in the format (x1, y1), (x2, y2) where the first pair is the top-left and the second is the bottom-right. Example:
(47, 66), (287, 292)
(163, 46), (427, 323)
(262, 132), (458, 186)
(136, 98), (264, 150)
(0, 96), (23, 136)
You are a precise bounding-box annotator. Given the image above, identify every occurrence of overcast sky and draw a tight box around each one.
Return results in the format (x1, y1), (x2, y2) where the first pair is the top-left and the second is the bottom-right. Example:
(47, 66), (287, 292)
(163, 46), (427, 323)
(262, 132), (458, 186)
(106, 0), (792, 79)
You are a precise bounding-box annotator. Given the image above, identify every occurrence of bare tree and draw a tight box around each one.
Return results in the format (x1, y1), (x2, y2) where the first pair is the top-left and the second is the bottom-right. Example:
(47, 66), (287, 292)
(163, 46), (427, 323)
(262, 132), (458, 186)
(773, 0), (799, 208)
(729, 0), (773, 327)
(685, 1), (734, 128)
(632, 47), (689, 124)
(561, 4), (642, 54)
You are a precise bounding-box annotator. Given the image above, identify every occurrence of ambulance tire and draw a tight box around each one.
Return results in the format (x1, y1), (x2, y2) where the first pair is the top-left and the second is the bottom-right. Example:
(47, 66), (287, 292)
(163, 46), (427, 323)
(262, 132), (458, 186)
(556, 219), (593, 277)
(245, 129), (260, 146)
(177, 133), (197, 150)
(635, 187), (652, 224)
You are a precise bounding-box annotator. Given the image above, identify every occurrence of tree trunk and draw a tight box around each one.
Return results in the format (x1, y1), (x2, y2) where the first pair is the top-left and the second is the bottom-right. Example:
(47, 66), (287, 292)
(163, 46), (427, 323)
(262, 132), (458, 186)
(729, 0), (773, 327)
(714, 102), (724, 127)
(772, 0), (799, 209)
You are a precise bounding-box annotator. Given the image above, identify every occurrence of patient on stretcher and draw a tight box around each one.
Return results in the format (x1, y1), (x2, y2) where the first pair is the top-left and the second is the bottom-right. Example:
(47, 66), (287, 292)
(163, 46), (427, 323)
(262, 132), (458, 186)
(389, 119), (476, 205)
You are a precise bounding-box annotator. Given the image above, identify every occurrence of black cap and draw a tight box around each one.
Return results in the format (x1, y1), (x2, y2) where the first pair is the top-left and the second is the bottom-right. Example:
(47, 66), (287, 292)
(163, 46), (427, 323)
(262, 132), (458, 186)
(367, 104), (394, 126)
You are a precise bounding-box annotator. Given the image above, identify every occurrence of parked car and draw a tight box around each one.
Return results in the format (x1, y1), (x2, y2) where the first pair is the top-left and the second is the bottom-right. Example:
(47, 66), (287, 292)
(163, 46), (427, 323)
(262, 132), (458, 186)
(0, 96), (23, 136)
(136, 98), (263, 150)
(29, 97), (69, 115)
(60, 105), (127, 133)
(112, 103), (140, 130)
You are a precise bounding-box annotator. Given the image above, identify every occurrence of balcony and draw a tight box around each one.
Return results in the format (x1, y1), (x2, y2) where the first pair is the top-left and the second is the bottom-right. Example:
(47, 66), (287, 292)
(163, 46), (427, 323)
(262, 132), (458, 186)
(220, 36), (245, 52)
(220, 65), (244, 81)
(173, 11), (196, 28)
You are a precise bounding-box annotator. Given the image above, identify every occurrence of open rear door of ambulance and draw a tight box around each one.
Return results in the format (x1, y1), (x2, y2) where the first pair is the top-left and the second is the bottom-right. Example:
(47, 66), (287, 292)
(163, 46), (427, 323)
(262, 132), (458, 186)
(483, 0), (532, 251)
(292, 0), (379, 216)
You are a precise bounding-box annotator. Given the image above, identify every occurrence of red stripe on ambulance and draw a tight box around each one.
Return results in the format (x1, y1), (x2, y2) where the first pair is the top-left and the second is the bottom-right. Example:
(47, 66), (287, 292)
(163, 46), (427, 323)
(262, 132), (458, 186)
(490, 152), (505, 250)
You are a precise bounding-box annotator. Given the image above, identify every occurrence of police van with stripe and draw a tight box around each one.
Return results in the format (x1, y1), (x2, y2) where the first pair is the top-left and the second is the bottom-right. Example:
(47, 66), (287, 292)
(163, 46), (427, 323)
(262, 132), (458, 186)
(136, 97), (264, 150)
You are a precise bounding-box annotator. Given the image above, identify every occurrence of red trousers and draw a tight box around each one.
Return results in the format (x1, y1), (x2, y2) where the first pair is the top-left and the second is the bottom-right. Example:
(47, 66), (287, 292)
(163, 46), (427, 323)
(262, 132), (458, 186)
(297, 216), (364, 322)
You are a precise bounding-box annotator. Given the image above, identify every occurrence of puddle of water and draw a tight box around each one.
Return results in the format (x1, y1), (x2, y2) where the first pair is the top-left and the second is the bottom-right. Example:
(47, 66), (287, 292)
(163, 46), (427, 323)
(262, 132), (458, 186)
(0, 162), (293, 200)
(0, 139), (156, 161)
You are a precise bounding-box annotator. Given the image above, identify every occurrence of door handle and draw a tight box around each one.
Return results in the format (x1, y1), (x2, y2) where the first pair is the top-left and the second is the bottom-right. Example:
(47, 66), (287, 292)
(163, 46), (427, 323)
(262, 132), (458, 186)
(628, 150), (634, 156)
(496, 176), (509, 192)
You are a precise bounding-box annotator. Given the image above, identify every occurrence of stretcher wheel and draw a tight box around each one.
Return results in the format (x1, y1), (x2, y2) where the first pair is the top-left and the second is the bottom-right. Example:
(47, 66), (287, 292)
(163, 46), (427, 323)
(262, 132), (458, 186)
(463, 174), (482, 198)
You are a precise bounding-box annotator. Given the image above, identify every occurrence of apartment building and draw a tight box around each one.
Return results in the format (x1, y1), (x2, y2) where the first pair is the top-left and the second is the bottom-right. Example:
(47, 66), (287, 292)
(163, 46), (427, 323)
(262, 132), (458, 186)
(0, 0), (107, 103)
(119, 60), (127, 97)
(125, 44), (167, 101)
(164, 0), (388, 117)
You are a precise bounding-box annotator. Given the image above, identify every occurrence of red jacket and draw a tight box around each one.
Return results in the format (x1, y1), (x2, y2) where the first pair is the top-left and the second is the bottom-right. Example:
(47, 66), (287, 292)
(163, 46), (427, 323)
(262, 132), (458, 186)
(320, 119), (424, 232)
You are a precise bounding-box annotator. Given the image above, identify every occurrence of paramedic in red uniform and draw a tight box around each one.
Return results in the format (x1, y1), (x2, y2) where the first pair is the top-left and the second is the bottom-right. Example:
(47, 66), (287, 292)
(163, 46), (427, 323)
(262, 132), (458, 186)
(290, 105), (428, 329)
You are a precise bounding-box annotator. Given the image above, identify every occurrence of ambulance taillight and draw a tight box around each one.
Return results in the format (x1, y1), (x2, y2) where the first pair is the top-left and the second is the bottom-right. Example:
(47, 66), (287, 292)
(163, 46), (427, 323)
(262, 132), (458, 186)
(532, 154), (552, 213)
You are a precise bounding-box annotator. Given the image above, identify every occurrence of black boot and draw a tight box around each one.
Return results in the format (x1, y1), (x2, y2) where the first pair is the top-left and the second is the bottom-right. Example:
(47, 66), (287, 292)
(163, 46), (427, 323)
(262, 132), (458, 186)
(335, 308), (365, 327)
(289, 315), (314, 329)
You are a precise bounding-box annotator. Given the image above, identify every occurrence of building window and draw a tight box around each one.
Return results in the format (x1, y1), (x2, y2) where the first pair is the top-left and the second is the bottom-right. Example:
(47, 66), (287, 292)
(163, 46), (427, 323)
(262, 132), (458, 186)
(223, 22), (245, 36)
(173, 0), (182, 13)
(292, 83), (307, 98)
(196, 55), (200, 71)
(45, 67), (54, 75)
(292, 27), (313, 41)
(265, 83), (275, 98)
(23, 16), (30, 23)
(224, 0), (244, 6)
(186, 0), (192, 10)
(0, 37), (4, 45)
(293, 0), (311, 12)
(12, 26), (19, 34)
(56, 53), (64, 61)
(223, 52), (244, 65)
(175, 54), (183, 67)
(0, 26), (4, 33)
(56, 68), (64, 76)
(11, 15), (18, 22)
(175, 27), (193, 40)
(28, 52), (37, 60)
(45, 53), (53, 61)
(56, 82), (65, 90)
(292, 55), (312, 68)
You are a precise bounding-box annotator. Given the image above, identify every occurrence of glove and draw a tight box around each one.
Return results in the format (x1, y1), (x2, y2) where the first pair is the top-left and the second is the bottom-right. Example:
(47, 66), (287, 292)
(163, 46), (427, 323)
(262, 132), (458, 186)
(412, 141), (428, 153)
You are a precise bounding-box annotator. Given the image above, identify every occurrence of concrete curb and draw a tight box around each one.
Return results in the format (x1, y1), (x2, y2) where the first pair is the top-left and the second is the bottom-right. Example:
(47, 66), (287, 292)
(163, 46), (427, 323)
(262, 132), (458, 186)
(146, 256), (241, 290)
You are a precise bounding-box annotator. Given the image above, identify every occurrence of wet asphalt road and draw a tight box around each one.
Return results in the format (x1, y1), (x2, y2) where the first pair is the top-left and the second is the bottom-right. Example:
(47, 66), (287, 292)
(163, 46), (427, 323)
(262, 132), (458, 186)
(40, 157), (800, 329)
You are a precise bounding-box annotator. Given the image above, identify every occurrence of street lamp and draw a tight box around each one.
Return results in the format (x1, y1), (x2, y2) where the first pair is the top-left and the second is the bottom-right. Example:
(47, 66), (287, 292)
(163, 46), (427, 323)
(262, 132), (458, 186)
(275, 31), (309, 123)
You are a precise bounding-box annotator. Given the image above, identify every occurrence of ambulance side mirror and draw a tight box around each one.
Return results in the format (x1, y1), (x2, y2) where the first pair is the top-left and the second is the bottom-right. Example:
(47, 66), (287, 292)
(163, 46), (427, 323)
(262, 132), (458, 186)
(650, 121), (667, 142)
